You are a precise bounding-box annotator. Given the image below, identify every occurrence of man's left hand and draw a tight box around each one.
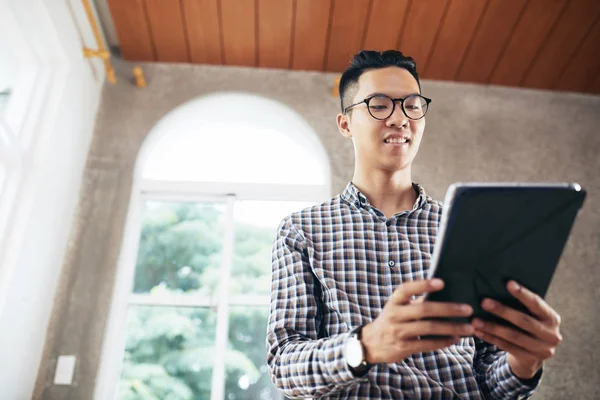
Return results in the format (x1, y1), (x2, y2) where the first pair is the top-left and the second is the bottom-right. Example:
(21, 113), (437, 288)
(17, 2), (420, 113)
(471, 280), (562, 380)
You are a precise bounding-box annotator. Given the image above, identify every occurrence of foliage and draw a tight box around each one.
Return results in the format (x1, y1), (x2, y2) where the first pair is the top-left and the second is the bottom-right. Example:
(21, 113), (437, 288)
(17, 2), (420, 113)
(119, 202), (281, 400)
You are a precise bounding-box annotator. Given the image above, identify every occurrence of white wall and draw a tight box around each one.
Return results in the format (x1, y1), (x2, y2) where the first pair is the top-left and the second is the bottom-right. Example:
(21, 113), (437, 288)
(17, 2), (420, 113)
(0, 0), (104, 398)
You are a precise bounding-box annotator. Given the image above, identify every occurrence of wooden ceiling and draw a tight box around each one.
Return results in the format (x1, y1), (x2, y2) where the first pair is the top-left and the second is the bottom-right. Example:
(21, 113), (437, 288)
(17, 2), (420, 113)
(107, 0), (600, 94)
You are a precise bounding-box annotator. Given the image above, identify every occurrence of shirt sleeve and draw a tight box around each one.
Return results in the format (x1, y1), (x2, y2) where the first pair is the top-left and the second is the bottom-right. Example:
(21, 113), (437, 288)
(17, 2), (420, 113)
(266, 217), (367, 399)
(473, 337), (543, 399)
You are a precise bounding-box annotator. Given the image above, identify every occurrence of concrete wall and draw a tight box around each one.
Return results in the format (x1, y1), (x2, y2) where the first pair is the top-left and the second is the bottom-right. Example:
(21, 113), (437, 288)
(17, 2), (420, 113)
(34, 59), (600, 399)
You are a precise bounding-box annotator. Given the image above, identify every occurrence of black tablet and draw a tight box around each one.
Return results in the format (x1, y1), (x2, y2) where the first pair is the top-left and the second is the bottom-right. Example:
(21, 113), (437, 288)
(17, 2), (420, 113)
(425, 182), (586, 329)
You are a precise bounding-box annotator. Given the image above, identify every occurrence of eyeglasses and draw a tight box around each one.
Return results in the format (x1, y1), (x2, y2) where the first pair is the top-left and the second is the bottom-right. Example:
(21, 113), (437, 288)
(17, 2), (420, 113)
(344, 94), (432, 120)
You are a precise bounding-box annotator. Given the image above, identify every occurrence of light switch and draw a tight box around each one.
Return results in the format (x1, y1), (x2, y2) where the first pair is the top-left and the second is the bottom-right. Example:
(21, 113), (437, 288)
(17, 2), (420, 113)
(54, 355), (76, 385)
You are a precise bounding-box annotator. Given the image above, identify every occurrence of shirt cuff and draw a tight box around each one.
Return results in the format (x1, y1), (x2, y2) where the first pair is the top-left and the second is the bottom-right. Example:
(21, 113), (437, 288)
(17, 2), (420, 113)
(322, 332), (370, 388)
(497, 354), (543, 397)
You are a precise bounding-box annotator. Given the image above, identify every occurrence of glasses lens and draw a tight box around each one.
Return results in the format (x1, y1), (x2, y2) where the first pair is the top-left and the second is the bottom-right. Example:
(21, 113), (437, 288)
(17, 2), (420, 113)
(403, 95), (428, 119)
(367, 95), (394, 120)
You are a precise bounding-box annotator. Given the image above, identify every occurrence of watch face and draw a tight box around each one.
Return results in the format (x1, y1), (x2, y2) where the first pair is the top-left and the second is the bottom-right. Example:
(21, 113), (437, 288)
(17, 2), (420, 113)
(344, 335), (364, 368)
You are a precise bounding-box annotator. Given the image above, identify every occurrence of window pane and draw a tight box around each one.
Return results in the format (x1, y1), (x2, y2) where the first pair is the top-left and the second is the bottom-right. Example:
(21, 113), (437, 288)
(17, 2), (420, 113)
(142, 125), (326, 185)
(118, 306), (217, 400)
(231, 201), (316, 296)
(133, 201), (226, 296)
(226, 307), (282, 400)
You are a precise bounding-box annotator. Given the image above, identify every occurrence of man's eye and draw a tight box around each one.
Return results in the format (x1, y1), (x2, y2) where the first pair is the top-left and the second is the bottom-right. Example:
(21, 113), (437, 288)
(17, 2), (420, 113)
(371, 105), (389, 110)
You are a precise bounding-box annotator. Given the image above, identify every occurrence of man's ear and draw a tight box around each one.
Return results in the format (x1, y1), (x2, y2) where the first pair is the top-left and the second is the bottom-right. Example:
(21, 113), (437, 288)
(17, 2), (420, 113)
(336, 113), (352, 139)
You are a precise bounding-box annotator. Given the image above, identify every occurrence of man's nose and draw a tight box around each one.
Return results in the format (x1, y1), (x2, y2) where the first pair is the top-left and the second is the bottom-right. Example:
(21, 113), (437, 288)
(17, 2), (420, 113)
(387, 102), (409, 127)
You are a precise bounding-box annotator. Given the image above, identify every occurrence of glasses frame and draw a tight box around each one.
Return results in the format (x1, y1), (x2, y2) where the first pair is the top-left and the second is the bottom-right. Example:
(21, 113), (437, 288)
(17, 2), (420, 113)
(343, 94), (432, 121)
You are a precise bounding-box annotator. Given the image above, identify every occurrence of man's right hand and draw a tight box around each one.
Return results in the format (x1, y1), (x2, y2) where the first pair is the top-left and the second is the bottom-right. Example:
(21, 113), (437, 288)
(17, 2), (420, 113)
(361, 279), (474, 364)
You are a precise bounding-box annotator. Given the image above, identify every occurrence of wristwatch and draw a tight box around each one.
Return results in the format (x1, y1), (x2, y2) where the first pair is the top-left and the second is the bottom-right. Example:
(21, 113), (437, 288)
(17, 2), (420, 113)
(344, 324), (372, 376)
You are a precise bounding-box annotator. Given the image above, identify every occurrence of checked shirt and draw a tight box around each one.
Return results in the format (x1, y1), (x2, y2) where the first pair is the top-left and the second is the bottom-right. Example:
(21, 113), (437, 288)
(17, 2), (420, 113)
(267, 182), (541, 399)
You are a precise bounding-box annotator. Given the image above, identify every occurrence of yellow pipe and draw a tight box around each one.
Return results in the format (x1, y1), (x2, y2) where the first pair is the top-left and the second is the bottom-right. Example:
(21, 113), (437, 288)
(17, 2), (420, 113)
(332, 75), (341, 97)
(82, 0), (116, 84)
(133, 66), (147, 88)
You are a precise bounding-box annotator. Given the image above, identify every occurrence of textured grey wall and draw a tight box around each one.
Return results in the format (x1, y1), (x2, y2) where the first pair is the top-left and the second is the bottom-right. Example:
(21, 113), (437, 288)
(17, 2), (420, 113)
(34, 60), (600, 399)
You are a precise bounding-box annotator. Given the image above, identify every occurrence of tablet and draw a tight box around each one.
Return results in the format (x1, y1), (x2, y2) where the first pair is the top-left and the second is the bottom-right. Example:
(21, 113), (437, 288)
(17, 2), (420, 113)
(424, 182), (586, 329)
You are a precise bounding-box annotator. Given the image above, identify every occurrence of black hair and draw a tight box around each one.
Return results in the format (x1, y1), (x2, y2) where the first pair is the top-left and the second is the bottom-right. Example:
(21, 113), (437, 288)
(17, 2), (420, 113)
(339, 50), (420, 112)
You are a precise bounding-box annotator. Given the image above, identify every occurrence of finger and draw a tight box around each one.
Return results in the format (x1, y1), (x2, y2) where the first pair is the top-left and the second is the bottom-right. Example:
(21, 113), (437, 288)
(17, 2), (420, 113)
(391, 279), (444, 305)
(480, 299), (562, 346)
(403, 336), (462, 354)
(473, 329), (542, 364)
(472, 318), (557, 360)
(410, 297), (424, 305)
(396, 302), (473, 321)
(507, 281), (561, 326)
(395, 320), (474, 339)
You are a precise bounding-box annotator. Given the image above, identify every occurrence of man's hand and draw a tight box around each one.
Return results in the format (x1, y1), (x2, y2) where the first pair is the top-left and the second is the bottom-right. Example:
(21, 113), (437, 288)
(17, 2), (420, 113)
(472, 280), (562, 380)
(361, 279), (474, 364)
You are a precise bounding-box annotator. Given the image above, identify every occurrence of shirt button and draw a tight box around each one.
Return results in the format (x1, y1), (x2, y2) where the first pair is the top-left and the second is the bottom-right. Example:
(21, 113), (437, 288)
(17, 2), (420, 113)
(385, 220), (392, 227)
(388, 260), (395, 267)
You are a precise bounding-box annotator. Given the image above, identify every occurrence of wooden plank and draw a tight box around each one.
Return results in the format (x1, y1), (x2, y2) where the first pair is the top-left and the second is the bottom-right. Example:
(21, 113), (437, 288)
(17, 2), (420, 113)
(292, 0), (331, 70)
(523, 1), (600, 89)
(145, 0), (189, 62)
(555, 19), (600, 93)
(398, 0), (448, 72)
(362, 0), (410, 52)
(258, 0), (294, 68)
(589, 71), (600, 94)
(220, 0), (256, 66)
(107, 0), (155, 61)
(490, 0), (567, 87)
(325, 0), (371, 72)
(425, 0), (488, 80)
(456, 0), (528, 83)
(182, 0), (222, 64)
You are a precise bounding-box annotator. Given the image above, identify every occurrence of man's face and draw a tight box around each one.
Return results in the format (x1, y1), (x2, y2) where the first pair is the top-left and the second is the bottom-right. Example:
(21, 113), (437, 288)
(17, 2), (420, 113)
(337, 67), (426, 173)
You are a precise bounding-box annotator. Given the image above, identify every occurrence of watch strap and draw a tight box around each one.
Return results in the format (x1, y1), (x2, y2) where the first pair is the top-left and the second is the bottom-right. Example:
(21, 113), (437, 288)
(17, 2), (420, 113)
(347, 324), (372, 376)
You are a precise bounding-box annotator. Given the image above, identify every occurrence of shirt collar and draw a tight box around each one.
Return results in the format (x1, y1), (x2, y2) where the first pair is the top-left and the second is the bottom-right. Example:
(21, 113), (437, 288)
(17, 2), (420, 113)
(342, 182), (428, 211)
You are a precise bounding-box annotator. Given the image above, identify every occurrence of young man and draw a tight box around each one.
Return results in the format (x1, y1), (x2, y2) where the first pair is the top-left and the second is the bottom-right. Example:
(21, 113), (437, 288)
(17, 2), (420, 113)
(267, 50), (562, 399)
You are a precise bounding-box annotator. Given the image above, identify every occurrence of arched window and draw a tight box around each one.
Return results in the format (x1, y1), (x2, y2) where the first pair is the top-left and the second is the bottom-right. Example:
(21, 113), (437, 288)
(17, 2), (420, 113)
(100, 93), (330, 400)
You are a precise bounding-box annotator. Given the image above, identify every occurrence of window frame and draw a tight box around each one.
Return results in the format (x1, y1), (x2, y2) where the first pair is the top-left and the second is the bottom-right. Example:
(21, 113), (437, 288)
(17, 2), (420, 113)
(98, 155), (330, 399)
(101, 181), (327, 400)
(0, 0), (71, 317)
(98, 90), (333, 400)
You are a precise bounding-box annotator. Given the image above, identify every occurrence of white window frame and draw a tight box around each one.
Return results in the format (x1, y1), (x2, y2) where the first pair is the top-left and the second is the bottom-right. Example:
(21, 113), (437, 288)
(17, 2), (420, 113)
(0, 0), (72, 316)
(98, 178), (328, 400)
(97, 91), (333, 400)
(96, 88), (334, 399)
